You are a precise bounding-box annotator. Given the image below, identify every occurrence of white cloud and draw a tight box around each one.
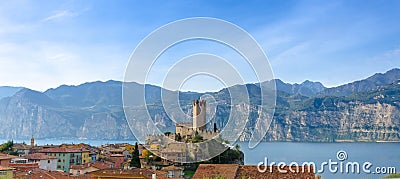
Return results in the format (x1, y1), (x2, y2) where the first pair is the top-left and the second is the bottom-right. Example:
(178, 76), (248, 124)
(0, 1), (398, 92)
(41, 9), (82, 22)
(383, 48), (400, 58)
(0, 40), (127, 91)
(42, 10), (72, 22)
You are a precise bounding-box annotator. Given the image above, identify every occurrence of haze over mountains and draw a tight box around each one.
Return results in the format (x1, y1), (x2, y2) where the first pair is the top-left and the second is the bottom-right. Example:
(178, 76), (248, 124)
(0, 68), (399, 142)
(0, 86), (24, 99)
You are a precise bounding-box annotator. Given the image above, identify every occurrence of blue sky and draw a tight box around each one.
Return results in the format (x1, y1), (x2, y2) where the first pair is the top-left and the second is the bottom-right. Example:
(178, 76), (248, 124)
(0, 0), (399, 92)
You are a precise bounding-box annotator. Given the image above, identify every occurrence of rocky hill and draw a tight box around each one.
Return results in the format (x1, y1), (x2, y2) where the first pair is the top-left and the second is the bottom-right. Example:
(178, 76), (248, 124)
(322, 68), (400, 96)
(0, 69), (399, 142)
(257, 79), (325, 97)
(0, 86), (24, 99)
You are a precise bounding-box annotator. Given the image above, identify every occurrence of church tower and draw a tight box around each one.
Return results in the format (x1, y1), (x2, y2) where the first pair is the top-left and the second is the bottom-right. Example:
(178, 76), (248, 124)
(30, 136), (35, 147)
(193, 100), (206, 131)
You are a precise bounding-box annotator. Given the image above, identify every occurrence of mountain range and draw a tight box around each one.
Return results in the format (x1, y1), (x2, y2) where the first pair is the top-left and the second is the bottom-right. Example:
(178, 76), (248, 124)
(0, 86), (24, 99)
(0, 68), (399, 142)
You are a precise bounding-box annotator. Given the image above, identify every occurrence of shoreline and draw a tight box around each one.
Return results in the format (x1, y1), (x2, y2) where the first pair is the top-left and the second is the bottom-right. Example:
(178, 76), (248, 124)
(2, 138), (400, 146)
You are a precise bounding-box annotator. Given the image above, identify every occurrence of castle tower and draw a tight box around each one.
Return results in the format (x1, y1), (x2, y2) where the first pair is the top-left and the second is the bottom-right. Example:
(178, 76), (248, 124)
(30, 136), (34, 147)
(193, 100), (206, 131)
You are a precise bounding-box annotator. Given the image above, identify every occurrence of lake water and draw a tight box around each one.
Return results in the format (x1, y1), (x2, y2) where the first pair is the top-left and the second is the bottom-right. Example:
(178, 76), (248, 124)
(0, 139), (137, 147)
(1, 139), (398, 179)
(237, 142), (400, 179)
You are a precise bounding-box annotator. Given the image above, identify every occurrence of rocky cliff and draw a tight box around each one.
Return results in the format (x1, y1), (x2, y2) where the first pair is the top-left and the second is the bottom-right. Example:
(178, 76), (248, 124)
(0, 69), (399, 142)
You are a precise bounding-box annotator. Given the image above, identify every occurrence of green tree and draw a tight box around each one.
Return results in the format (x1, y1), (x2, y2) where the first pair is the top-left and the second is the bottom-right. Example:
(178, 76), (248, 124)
(175, 133), (182, 142)
(142, 149), (150, 160)
(130, 142), (141, 168)
(0, 141), (14, 153)
(192, 135), (204, 143)
(235, 144), (240, 150)
(164, 132), (172, 136)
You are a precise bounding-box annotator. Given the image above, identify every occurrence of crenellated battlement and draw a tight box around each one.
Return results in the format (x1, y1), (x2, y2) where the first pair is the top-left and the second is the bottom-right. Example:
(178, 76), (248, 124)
(193, 100), (206, 106)
(146, 99), (219, 145)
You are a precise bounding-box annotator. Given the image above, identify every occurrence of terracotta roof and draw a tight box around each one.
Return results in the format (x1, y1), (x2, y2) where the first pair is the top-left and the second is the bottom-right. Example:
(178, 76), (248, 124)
(161, 165), (184, 171)
(236, 165), (315, 179)
(9, 162), (39, 168)
(60, 143), (91, 149)
(0, 153), (18, 160)
(23, 153), (57, 160)
(91, 161), (113, 170)
(14, 168), (71, 179)
(0, 165), (14, 171)
(193, 164), (316, 179)
(37, 147), (89, 153)
(70, 163), (92, 170)
(154, 170), (169, 177)
(193, 164), (239, 179)
(12, 143), (30, 150)
(110, 154), (124, 157)
(110, 149), (124, 152)
(70, 161), (113, 170)
(90, 168), (168, 179)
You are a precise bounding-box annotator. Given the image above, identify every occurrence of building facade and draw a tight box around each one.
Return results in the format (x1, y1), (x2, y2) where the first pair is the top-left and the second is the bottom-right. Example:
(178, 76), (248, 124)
(0, 154), (17, 167)
(0, 166), (14, 179)
(9, 158), (39, 173)
(37, 148), (90, 172)
(23, 153), (58, 171)
(82, 151), (91, 164)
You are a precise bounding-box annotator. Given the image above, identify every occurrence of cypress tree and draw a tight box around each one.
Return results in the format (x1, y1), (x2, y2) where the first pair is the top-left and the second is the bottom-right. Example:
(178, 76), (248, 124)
(130, 142), (141, 168)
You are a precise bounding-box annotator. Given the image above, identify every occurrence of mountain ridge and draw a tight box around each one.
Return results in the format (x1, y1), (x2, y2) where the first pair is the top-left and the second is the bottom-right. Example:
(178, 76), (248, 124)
(0, 68), (399, 141)
(2, 68), (399, 98)
(0, 86), (24, 99)
(321, 68), (400, 96)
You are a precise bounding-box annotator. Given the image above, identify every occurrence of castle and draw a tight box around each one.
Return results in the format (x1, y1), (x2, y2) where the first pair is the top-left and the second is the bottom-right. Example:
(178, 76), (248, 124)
(146, 100), (219, 144)
(144, 100), (221, 163)
(174, 100), (219, 140)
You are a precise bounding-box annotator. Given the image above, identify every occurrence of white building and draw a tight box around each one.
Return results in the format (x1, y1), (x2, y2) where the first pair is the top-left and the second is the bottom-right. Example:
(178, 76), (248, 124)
(161, 165), (184, 178)
(23, 153), (58, 171)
